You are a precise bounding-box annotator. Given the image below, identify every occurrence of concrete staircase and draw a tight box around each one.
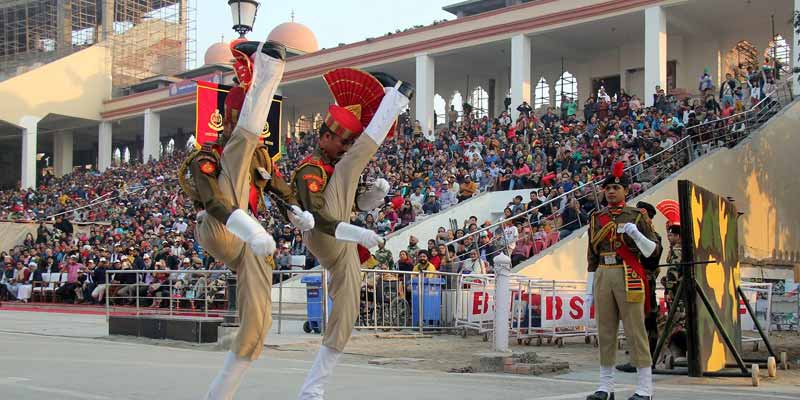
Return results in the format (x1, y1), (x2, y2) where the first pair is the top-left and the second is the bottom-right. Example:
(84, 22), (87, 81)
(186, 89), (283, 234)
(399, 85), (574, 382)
(513, 96), (800, 282)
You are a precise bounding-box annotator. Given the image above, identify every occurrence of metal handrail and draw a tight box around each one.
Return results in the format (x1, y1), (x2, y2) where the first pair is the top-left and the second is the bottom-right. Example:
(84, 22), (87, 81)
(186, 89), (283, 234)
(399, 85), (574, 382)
(445, 74), (795, 249)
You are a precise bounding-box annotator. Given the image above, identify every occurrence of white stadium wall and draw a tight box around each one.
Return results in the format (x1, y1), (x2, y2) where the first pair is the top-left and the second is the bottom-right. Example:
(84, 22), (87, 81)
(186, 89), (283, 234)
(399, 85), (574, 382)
(384, 189), (535, 256)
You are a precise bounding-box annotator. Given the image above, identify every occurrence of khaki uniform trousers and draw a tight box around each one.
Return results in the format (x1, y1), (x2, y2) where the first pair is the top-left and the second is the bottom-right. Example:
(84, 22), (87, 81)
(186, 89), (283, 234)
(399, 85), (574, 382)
(196, 126), (273, 361)
(594, 265), (652, 368)
(303, 135), (379, 353)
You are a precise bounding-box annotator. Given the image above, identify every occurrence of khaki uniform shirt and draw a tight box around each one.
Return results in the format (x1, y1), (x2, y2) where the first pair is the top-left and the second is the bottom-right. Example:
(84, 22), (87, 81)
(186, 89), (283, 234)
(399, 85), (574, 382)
(292, 150), (341, 237)
(187, 143), (297, 223)
(587, 205), (660, 273)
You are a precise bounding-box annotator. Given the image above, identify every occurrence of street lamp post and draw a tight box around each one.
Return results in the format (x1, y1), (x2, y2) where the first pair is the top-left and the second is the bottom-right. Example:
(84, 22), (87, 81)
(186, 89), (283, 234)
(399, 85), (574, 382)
(228, 0), (260, 38)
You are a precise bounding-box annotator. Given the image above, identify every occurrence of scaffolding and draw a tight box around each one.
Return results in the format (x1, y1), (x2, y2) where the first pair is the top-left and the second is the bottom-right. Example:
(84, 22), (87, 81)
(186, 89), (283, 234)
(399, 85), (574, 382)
(0, 0), (196, 88)
(110, 0), (196, 87)
(0, 0), (97, 81)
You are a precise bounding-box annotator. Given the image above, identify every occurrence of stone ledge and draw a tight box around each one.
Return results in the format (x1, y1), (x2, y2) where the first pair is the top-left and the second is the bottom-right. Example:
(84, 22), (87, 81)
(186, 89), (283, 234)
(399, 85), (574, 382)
(471, 351), (570, 376)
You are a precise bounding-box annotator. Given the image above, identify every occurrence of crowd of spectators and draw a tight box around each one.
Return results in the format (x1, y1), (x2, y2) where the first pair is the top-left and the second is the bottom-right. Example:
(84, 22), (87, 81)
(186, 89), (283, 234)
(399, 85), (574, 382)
(0, 63), (786, 305)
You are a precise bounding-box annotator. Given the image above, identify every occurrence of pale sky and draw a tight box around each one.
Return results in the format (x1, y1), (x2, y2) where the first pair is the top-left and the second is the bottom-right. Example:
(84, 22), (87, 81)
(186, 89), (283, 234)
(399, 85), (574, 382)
(196, 0), (455, 65)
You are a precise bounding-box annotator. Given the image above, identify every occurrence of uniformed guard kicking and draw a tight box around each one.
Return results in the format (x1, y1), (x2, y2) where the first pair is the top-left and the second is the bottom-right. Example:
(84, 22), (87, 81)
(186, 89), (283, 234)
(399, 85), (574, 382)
(180, 40), (314, 400)
(292, 68), (413, 400)
(585, 162), (660, 400)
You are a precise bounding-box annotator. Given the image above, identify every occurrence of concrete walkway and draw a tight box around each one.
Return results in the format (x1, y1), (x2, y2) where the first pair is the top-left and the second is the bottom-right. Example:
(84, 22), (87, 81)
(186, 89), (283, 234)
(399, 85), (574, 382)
(0, 310), (798, 400)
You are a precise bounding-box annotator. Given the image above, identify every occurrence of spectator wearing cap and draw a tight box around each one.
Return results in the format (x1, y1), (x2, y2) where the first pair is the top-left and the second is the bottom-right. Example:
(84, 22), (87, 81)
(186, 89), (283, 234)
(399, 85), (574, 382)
(439, 179), (457, 210)
(90, 257), (110, 303)
(477, 232), (496, 264)
(422, 193), (441, 215)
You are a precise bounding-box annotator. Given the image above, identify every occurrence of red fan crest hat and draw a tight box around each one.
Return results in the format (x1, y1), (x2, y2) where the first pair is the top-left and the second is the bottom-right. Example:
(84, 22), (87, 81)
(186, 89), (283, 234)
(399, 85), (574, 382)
(656, 199), (681, 233)
(322, 68), (389, 140)
(324, 104), (363, 139)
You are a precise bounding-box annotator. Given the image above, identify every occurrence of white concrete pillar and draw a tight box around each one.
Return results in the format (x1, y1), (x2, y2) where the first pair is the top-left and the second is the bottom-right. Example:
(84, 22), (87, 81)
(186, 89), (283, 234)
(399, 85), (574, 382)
(494, 76), (509, 117)
(493, 253), (512, 353)
(19, 117), (40, 190)
(98, 121), (113, 172)
(53, 132), (74, 178)
(644, 6), (667, 107)
(415, 54), (435, 139)
(510, 34), (531, 121)
(619, 49), (628, 94)
(793, 0), (800, 94)
(143, 108), (161, 162)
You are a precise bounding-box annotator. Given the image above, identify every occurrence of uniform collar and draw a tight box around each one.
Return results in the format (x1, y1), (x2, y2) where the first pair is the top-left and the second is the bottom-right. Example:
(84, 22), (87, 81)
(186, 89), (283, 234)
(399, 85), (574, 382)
(608, 201), (625, 215)
(314, 148), (334, 166)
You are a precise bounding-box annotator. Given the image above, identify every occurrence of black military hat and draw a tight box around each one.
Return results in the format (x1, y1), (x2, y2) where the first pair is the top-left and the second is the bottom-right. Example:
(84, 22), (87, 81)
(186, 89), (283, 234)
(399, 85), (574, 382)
(602, 161), (630, 188)
(667, 224), (682, 235)
(636, 201), (657, 219)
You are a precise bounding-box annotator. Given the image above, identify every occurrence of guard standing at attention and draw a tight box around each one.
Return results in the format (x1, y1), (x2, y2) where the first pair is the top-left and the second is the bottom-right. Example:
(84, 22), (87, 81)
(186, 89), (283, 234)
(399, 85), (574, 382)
(585, 162), (661, 400)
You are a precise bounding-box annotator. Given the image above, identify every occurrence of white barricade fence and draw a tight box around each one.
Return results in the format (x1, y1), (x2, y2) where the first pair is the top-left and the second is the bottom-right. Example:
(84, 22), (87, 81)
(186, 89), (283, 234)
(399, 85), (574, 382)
(455, 275), (496, 339)
(454, 275), (597, 346)
(740, 282), (772, 348)
(507, 278), (596, 346)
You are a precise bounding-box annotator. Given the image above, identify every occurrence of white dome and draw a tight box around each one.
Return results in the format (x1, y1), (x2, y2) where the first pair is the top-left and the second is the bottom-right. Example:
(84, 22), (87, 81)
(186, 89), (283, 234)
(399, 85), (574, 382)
(267, 22), (319, 54)
(204, 41), (232, 65)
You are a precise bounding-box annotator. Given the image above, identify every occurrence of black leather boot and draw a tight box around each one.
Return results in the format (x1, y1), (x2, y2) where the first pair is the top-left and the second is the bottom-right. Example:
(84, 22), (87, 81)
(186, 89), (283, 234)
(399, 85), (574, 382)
(370, 72), (415, 100)
(627, 394), (651, 400)
(233, 40), (286, 62)
(586, 391), (615, 400)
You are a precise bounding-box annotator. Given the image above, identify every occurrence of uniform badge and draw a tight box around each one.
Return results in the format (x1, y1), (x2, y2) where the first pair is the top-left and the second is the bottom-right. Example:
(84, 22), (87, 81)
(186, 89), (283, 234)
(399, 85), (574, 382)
(199, 161), (216, 175)
(308, 180), (320, 193)
(208, 109), (224, 132)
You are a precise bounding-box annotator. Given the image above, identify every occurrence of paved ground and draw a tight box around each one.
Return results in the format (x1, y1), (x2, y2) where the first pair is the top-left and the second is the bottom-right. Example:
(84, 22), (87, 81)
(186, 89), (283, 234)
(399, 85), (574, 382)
(0, 309), (798, 400)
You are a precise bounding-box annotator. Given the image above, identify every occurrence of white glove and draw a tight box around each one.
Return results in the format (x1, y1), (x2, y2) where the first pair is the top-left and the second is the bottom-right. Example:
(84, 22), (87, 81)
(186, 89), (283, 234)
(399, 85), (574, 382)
(237, 42), (286, 136)
(334, 222), (384, 248)
(356, 178), (390, 210)
(364, 87), (411, 145)
(226, 209), (276, 256)
(249, 234), (277, 256)
(618, 222), (656, 257)
(288, 205), (315, 231)
(585, 272), (595, 295)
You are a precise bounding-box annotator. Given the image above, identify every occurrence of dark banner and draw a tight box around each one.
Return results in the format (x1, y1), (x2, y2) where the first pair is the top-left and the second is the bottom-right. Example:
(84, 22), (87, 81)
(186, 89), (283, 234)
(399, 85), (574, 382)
(195, 81), (283, 160)
(678, 180), (741, 374)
